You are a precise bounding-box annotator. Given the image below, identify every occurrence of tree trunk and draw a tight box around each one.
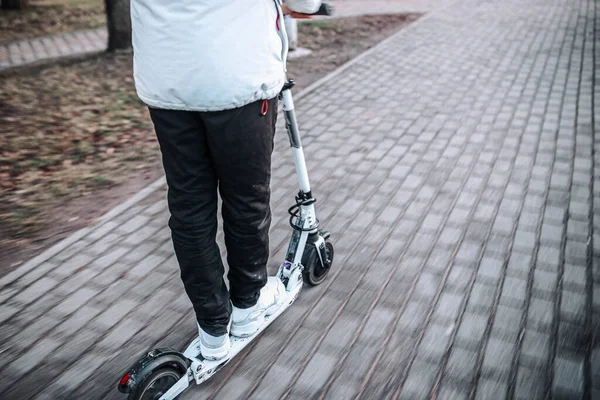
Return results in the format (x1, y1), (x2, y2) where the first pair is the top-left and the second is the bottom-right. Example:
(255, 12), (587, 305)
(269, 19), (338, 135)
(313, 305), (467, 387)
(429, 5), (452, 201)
(104, 0), (131, 51)
(1, 0), (30, 9)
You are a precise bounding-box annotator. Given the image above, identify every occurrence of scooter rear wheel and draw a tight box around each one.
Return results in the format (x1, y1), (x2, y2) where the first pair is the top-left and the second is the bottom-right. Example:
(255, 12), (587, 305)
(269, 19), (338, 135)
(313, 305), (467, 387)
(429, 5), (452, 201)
(302, 241), (334, 286)
(128, 367), (182, 400)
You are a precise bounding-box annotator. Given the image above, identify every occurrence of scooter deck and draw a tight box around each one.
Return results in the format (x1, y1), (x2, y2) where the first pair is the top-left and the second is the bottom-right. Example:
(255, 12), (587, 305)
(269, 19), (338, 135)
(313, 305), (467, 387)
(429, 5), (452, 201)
(159, 282), (303, 400)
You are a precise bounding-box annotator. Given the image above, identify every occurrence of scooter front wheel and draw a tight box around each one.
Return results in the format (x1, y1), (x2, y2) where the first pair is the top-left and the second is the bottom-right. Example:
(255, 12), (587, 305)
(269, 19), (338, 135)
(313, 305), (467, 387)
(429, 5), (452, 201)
(302, 241), (334, 286)
(128, 367), (183, 400)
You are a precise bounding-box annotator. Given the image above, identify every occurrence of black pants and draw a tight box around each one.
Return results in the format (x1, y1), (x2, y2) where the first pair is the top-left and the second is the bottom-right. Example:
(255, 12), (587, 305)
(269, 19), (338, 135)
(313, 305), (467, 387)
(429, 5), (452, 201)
(149, 98), (278, 336)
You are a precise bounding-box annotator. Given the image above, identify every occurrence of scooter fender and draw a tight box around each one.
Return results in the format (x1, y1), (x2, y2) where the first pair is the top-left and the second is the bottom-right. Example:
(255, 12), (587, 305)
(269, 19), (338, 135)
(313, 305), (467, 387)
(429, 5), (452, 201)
(117, 348), (189, 394)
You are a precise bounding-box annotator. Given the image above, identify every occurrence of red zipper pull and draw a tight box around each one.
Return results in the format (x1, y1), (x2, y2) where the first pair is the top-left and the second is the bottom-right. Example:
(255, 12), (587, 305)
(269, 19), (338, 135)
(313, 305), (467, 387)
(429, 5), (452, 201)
(260, 99), (269, 116)
(276, 13), (281, 31)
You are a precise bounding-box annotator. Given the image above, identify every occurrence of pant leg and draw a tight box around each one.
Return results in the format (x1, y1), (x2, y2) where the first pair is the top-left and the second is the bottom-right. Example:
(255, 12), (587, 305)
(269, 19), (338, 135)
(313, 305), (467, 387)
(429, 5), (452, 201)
(201, 98), (278, 308)
(148, 107), (231, 336)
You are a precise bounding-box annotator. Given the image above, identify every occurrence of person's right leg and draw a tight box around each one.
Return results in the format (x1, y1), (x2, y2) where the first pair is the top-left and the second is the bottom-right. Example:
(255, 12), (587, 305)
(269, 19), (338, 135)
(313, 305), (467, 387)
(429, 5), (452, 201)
(148, 108), (231, 357)
(202, 98), (285, 337)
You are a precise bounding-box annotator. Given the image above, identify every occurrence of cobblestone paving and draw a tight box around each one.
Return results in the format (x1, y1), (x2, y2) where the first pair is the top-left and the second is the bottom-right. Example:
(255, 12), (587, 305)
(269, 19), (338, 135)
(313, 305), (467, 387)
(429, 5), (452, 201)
(0, 28), (107, 71)
(0, 0), (598, 399)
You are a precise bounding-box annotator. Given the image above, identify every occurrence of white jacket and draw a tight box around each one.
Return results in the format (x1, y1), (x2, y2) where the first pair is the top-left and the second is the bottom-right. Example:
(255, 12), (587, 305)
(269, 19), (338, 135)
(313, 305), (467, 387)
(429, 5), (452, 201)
(130, 0), (319, 112)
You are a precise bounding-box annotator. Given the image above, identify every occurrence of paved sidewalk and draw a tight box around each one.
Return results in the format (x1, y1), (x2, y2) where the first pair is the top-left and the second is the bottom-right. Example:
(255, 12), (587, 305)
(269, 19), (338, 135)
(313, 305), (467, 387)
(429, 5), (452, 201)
(0, 0), (598, 399)
(0, 28), (107, 70)
(331, 0), (455, 17)
(0, 0), (450, 71)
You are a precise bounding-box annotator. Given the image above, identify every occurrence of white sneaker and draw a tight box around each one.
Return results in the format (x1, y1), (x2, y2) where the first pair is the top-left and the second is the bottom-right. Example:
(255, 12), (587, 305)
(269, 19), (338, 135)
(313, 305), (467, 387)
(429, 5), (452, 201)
(198, 322), (230, 361)
(231, 277), (286, 338)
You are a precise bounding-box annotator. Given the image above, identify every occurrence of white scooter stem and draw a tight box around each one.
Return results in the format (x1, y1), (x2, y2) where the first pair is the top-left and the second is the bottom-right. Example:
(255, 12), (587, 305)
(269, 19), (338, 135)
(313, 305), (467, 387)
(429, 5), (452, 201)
(281, 88), (312, 195)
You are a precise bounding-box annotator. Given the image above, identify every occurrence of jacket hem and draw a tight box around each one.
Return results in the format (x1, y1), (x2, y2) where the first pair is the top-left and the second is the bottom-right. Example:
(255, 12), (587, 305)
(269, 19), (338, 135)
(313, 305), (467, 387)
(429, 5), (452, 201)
(139, 86), (284, 112)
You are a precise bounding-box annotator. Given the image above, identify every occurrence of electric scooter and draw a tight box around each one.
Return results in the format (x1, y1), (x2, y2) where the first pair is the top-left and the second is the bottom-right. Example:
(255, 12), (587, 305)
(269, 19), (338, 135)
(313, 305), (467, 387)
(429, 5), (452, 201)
(117, 5), (334, 399)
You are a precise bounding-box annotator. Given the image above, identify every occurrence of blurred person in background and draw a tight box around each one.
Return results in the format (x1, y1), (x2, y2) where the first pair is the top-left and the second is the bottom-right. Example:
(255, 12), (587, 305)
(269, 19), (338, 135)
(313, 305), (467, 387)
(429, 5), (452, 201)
(130, 0), (320, 360)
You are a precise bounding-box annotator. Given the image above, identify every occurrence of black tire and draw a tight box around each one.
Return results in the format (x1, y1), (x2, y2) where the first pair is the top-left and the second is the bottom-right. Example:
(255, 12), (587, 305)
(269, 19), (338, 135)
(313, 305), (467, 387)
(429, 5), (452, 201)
(128, 367), (183, 400)
(302, 241), (334, 286)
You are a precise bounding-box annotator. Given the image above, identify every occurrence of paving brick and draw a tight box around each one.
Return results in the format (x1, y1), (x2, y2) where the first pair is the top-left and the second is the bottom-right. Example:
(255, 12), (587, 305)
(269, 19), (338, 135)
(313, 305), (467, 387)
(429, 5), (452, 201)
(432, 292), (463, 323)
(446, 264), (475, 292)
(397, 302), (428, 334)
(40, 351), (109, 398)
(482, 338), (514, 377)
(322, 313), (361, 351)
(90, 246), (129, 270)
(466, 282), (496, 314)
(118, 214), (151, 235)
(521, 328), (550, 367)
(54, 287), (99, 317)
(0, 304), (20, 324)
(499, 276), (527, 307)
(12, 277), (60, 306)
(553, 355), (584, 398)
(540, 223), (563, 244)
(53, 268), (99, 296)
(560, 289), (586, 324)
(398, 359), (438, 399)
(466, 222), (489, 244)
(421, 213), (445, 233)
(413, 272), (440, 301)
(91, 298), (138, 330)
(448, 208), (472, 227)
(557, 319), (587, 353)
(456, 242), (482, 263)
(527, 298), (554, 332)
(7, 338), (61, 375)
(17, 261), (59, 286)
(506, 251), (532, 278)
(474, 203), (496, 222)
(532, 266), (558, 296)
(438, 226), (463, 248)
(5, 315), (61, 355)
(292, 352), (337, 394)
(515, 366), (546, 400)
(358, 306), (395, 344)
(92, 279), (136, 305)
(567, 219), (589, 241)
(544, 205), (565, 224)
(417, 323), (451, 363)
(445, 347), (478, 382)
(2, 359), (64, 400)
(87, 220), (119, 242)
(97, 317), (142, 349)
(250, 364), (295, 400)
(53, 253), (94, 277)
(123, 225), (161, 246)
(537, 245), (561, 269)
(274, 326), (320, 369)
(127, 253), (167, 279)
(455, 313), (489, 349)
(53, 305), (102, 337)
(49, 329), (98, 364)
(476, 257), (504, 285)
(564, 240), (588, 266)
(406, 232), (436, 256)
(513, 230), (537, 251)
(475, 377), (508, 400)
(437, 380), (470, 400)
(213, 375), (255, 400)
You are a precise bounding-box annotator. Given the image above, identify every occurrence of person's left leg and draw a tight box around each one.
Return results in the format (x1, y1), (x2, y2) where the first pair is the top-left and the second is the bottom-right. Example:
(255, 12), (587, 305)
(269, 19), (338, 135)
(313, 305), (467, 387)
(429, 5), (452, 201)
(202, 98), (278, 304)
(202, 97), (285, 337)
